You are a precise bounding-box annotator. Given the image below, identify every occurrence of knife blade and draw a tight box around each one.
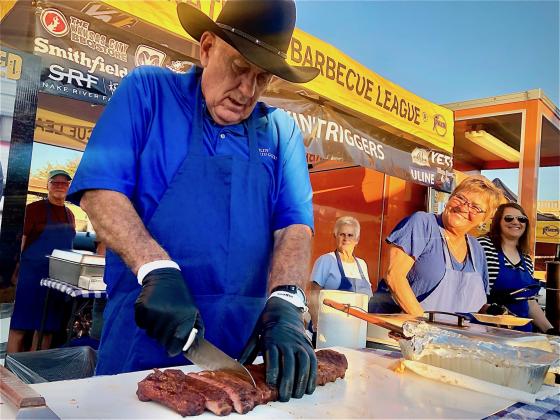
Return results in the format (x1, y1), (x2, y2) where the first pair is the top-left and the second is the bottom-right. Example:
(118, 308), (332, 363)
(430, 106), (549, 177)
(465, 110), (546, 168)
(182, 328), (256, 388)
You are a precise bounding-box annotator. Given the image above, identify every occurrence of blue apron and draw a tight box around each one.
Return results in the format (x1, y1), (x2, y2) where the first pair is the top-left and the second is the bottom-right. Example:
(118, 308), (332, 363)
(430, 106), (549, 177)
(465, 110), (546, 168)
(369, 227), (486, 314)
(96, 77), (273, 375)
(493, 252), (536, 332)
(334, 250), (372, 297)
(10, 200), (75, 332)
(419, 227), (487, 313)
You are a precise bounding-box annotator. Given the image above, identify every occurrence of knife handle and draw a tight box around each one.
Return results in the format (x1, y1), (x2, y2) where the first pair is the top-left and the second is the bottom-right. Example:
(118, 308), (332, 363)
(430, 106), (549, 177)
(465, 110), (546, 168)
(183, 328), (198, 352)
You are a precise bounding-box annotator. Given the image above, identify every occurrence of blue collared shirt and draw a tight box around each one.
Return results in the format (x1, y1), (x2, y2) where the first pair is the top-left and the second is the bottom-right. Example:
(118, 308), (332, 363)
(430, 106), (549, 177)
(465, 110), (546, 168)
(68, 66), (313, 231)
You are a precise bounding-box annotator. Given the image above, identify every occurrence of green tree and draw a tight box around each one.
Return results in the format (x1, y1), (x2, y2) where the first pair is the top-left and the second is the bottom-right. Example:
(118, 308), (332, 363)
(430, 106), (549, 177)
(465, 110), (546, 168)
(32, 157), (80, 180)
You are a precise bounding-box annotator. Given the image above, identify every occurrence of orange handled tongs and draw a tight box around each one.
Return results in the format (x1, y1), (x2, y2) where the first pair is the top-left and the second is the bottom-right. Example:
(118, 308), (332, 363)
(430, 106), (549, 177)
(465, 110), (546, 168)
(322, 298), (420, 339)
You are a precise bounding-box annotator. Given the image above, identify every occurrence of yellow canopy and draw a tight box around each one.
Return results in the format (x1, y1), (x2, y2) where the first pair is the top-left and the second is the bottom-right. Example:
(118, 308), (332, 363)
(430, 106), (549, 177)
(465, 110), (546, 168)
(101, 0), (453, 153)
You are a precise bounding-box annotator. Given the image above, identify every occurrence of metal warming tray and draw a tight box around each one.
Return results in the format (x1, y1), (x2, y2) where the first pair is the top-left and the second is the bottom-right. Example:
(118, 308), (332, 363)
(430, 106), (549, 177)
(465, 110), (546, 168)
(47, 249), (105, 286)
(323, 299), (559, 394)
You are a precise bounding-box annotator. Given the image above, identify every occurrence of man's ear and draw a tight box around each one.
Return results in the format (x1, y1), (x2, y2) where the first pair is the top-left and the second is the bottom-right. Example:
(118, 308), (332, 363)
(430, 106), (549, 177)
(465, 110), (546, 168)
(199, 32), (215, 68)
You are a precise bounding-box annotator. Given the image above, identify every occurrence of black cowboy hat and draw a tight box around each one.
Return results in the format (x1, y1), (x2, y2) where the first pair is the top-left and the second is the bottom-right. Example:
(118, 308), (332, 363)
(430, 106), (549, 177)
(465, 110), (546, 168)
(177, 0), (319, 84)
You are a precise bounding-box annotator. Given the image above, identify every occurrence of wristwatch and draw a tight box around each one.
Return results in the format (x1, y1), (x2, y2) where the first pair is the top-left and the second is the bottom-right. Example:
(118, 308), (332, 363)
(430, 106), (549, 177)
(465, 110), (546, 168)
(269, 285), (308, 312)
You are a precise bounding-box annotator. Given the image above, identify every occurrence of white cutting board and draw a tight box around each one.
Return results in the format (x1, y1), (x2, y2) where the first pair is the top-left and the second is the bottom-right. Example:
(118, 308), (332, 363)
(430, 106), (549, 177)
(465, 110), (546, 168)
(27, 347), (520, 419)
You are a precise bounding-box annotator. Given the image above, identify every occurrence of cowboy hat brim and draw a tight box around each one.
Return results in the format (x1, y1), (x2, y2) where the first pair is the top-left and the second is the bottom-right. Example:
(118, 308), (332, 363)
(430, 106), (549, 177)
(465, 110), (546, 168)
(177, 3), (319, 84)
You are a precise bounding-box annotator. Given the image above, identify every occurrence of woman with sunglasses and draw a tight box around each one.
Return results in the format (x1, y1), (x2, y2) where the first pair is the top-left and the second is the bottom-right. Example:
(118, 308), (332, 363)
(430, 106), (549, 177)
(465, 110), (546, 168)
(478, 203), (556, 333)
(370, 176), (503, 316)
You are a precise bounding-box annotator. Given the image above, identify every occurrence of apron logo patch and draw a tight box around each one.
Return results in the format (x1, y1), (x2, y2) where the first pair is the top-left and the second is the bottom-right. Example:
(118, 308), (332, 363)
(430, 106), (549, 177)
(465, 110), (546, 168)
(259, 148), (277, 160)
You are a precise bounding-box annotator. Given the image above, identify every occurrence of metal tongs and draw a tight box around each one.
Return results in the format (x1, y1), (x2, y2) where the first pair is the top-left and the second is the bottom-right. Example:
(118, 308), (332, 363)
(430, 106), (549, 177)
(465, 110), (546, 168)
(322, 299), (470, 340)
(322, 298), (413, 339)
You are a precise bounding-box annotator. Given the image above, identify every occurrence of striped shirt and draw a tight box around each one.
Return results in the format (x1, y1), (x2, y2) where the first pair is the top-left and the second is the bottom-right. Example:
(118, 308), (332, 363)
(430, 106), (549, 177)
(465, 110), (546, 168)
(477, 236), (534, 290)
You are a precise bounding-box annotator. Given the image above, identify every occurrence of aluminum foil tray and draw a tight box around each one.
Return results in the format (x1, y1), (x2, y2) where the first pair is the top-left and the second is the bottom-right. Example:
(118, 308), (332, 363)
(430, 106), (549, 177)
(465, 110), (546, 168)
(398, 321), (559, 394)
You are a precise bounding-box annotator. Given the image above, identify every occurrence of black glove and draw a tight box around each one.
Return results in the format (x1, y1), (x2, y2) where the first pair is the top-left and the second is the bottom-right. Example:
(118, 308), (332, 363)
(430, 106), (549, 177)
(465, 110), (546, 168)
(488, 290), (514, 306)
(239, 297), (317, 402)
(486, 303), (508, 316)
(545, 327), (560, 336)
(134, 267), (204, 357)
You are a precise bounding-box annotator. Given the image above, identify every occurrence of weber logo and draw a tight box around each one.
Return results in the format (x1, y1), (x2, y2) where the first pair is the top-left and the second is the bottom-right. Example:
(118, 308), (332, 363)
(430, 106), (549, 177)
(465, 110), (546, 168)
(40, 9), (69, 37)
(135, 45), (166, 67)
(48, 64), (99, 89)
(433, 114), (447, 137)
(543, 225), (559, 237)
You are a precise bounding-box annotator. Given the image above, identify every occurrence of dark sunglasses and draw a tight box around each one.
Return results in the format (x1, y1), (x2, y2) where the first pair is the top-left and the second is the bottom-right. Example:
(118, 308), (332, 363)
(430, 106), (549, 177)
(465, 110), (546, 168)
(503, 215), (528, 224)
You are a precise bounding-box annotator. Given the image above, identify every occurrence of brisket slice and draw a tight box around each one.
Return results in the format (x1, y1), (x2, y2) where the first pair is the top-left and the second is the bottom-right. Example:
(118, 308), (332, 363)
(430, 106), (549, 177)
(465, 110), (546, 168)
(183, 375), (234, 416)
(194, 370), (259, 414)
(316, 349), (349, 386)
(136, 369), (206, 417)
(245, 364), (278, 403)
(136, 349), (348, 417)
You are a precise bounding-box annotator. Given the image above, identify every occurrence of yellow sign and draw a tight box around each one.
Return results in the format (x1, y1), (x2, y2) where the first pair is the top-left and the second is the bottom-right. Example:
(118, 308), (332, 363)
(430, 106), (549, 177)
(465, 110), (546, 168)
(0, 48), (22, 81)
(0, 0), (17, 22)
(34, 108), (95, 151)
(102, 0), (453, 153)
(536, 220), (560, 244)
(287, 30), (453, 153)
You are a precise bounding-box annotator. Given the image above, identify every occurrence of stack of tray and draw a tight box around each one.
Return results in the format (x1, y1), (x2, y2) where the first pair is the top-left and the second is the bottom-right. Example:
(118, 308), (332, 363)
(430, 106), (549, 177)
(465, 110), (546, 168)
(48, 249), (105, 286)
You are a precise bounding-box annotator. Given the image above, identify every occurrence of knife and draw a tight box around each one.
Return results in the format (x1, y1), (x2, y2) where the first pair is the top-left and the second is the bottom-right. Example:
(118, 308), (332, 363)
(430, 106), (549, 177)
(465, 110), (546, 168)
(182, 328), (256, 388)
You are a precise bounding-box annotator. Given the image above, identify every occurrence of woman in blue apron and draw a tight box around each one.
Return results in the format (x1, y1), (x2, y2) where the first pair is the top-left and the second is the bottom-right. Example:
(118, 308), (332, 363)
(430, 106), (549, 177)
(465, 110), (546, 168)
(8, 171), (76, 352)
(369, 176), (503, 316)
(479, 203), (556, 334)
(308, 216), (372, 332)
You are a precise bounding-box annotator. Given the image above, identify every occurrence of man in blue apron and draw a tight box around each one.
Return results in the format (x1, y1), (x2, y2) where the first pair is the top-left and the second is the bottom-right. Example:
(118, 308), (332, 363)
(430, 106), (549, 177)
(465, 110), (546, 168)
(8, 169), (76, 352)
(68, 0), (319, 402)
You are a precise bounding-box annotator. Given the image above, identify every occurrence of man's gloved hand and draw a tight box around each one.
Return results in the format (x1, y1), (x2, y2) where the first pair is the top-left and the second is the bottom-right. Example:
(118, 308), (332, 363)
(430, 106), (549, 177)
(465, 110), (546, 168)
(239, 297), (317, 402)
(135, 267), (204, 357)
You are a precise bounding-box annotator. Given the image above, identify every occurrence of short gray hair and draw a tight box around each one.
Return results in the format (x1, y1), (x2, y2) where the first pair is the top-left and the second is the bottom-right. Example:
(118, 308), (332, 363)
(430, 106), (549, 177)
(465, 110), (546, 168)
(333, 216), (360, 240)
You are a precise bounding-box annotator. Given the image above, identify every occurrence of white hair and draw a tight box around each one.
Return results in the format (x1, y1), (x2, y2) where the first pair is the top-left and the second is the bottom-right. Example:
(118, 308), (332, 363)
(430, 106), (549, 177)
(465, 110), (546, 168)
(333, 216), (360, 240)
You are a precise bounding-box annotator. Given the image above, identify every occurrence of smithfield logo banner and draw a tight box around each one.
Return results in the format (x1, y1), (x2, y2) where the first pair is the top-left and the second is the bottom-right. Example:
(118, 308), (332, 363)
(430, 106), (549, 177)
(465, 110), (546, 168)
(40, 9), (69, 37)
(34, 3), (192, 105)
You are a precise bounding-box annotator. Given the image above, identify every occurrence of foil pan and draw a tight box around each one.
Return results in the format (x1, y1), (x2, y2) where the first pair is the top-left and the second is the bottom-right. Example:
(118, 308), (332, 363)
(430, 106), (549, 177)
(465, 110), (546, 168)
(398, 321), (559, 394)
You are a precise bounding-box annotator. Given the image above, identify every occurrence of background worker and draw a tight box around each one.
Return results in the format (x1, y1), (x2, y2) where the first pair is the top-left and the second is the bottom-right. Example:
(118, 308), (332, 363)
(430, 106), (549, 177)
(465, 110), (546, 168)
(308, 216), (371, 332)
(478, 203), (557, 334)
(370, 176), (503, 316)
(68, 0), (319, 402)
(8, 169), (75, 352)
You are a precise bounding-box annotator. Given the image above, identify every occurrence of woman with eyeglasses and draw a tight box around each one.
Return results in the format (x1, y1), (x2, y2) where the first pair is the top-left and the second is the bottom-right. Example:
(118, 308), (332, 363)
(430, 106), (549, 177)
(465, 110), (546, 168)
(477, 203), (557, 334)
(8, 169), (76, 353)
(308, 216), (372, 332)
(370, 176), (503, 316)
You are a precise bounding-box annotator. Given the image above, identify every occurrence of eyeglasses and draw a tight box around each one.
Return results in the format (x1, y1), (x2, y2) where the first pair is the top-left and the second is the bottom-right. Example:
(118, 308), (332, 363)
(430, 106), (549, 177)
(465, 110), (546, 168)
(503, 215), (528, 224)
(450, 193), (486, 215)
(49, 181), (70, 187)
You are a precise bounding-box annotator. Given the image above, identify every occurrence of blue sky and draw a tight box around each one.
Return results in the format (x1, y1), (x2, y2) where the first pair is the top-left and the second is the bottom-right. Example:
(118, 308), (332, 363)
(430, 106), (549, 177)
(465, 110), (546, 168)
(296, 0), (559, 200)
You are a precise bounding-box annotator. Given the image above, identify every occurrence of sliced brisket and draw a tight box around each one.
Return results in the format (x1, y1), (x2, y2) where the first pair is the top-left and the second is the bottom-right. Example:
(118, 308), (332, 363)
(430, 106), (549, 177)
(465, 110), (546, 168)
(137, 349), (348, 417)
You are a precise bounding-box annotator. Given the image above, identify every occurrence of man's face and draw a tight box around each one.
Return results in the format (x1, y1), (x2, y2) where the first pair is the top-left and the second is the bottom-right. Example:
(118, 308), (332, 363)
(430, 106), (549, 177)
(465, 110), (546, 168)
(47, 175), (70, 201)
(199, 33), (272, 125)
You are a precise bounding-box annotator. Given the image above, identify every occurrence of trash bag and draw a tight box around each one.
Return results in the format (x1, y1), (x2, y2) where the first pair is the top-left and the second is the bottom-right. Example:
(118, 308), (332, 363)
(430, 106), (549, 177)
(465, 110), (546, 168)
(5, 346), (97, 384)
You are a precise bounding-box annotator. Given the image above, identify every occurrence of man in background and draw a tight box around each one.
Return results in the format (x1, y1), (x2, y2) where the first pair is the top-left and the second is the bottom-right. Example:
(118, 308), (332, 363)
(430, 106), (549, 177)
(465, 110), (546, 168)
(8, 169), (75, 352)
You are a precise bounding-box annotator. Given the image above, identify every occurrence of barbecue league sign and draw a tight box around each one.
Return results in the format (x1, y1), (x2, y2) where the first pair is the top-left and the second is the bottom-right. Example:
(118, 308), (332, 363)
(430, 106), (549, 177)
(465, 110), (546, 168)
(34, 4), (186, 105)
(287, 30), (454, 153)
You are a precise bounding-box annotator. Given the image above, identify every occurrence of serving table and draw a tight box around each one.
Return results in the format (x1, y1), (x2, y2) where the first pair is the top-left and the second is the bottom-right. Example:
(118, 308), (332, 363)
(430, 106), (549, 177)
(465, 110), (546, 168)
(2, 347), (558, 419)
